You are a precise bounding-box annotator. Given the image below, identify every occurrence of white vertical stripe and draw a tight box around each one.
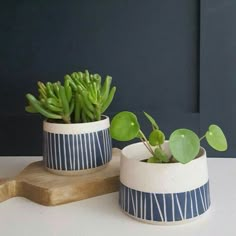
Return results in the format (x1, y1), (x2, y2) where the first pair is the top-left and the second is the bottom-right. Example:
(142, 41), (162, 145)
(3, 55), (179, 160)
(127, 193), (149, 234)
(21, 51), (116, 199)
(175, 195), (184, 220)
(123, 186), (126, 211)
(88, 133), (93, 168)
(194, 189), (199, 216)
(92, 132), (97, 168)
(127, 187), (130, 214)
(144, 196), (147, 220)
(63, 134), (67, 171)
(163, 194), (167, 222)
(44, 132), (47, 166)
(153, 194), (164, 222)
(140, 192), (143, 219)
(106, 129), (111, 161)
(68, 135), (73, 170)
(50, 133), (54, 169)
(96, 132), (104, 165)
(184, 192), (188, 219)
(47, 133), (50, 168)
(150, 194), (153, 221)
(72, 134), (75, 170)
(135, 191), (138, 217)
(203, 184), (207, 209)
(84, 134), (89, 169)
(130, 189), (136, 216)
(102, 130), (107, 163)
(190, 191), (194, 218)
(199, 188), (206, 212)
(58, 134), (62, 170)
(76, 135), (80, 170)
(80, 134), (84, 170)
(171, 193), (175, 222)
(106, 129), (109, 162)
(105, 129), (110, 162)
(53, 133), (58, 169)
(206, 184), (209, 208)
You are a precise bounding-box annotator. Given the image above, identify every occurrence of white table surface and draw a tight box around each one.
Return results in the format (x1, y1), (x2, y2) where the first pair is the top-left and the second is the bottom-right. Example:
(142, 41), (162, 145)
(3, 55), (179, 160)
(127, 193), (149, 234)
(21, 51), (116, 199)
(0, 156), (235, 236)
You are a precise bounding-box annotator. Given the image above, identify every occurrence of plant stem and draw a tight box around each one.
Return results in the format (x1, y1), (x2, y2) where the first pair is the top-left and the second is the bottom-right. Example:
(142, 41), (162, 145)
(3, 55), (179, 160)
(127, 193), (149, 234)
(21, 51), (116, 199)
(138, 130), (155, 156)
(62, 115), (71, 124)
(140, 136), (154, 155)
(199, 134), (206, 141)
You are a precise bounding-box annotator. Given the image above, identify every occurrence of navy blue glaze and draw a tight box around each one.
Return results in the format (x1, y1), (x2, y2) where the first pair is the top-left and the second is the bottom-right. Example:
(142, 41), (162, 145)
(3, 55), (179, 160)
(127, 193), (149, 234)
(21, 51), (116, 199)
(43, 128), (112, 171)
(119, 181), (210, 222)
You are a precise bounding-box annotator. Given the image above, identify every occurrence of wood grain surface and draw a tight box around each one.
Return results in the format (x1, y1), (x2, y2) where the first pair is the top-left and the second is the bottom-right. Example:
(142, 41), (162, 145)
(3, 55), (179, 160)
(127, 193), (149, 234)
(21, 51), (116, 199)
(0, 149), (121, 206)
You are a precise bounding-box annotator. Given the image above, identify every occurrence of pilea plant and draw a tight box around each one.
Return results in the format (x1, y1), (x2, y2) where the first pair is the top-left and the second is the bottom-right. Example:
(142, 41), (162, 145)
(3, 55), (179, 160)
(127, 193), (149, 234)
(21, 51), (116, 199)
(110, 111), (228, 164)
(25, 70), (116, 123)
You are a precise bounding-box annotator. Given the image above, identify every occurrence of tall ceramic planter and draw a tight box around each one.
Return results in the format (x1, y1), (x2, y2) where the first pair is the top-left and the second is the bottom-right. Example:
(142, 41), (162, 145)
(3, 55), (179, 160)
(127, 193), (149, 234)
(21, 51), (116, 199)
(43, 116), (112, 175)
(119, 142), (211, 225)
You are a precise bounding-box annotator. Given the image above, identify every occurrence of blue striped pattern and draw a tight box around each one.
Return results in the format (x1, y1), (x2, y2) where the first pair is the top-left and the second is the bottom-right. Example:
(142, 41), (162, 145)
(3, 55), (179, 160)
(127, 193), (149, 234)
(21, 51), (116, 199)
(43, 128), (112, 171)
(119, 181), (210, 223)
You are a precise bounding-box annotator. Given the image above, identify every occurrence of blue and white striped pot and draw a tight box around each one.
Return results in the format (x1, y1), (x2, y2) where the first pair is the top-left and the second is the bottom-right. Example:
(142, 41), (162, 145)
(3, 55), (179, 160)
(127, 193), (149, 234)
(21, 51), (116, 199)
(43, 116), (112, 175)
(119, 142), (211, 225)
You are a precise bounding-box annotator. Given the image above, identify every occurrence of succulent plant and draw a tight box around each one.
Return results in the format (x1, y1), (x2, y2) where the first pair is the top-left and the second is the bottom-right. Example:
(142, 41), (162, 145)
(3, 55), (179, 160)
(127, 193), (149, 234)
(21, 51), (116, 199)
(25, 70), (116, 123)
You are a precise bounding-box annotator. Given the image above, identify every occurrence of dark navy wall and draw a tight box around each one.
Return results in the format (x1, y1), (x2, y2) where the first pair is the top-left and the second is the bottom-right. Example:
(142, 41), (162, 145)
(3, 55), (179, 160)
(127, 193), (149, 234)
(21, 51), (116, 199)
(200, 0), (236, 156)
(0, 0), (233, 157)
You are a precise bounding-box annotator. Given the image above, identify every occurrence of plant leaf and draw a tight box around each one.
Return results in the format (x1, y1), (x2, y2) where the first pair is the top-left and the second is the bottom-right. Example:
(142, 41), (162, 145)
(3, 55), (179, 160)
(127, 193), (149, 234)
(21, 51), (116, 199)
(154, 148), (169, 162)
(110, 111), (140, 141)
(25, 105), (38, 113)
(143, 112), (159, 130)
(147, 156), (159, 163)
(149, 130), (165, 146)
(169, 129), (200, 164)
(206, 124), (228, 151)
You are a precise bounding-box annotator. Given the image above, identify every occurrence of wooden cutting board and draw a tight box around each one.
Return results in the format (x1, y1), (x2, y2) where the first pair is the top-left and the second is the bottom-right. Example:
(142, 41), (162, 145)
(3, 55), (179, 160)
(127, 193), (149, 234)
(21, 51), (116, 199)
(0, 148), (121, 206)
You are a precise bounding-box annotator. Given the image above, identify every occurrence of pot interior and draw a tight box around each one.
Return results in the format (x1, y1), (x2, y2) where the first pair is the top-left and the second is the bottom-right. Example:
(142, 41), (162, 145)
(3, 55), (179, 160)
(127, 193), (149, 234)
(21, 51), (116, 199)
(122, 141), (205, 163)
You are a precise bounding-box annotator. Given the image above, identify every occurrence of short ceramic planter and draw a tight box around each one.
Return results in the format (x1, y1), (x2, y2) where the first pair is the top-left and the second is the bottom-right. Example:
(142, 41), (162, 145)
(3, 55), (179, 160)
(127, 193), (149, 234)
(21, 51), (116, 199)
(43, 116), (112, 175)
(119, 142), (211, 225)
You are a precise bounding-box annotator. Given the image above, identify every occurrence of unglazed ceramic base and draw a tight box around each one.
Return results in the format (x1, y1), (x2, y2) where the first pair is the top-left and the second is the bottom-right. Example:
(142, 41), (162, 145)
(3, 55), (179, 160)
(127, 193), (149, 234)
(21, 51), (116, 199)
(120, 206), (211, 225)
(46, 162), (109, 176)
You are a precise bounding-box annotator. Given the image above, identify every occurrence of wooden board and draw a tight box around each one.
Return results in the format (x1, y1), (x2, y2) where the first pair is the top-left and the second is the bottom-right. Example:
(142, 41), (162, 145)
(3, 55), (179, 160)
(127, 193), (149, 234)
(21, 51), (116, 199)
(0, 149), (121, 206)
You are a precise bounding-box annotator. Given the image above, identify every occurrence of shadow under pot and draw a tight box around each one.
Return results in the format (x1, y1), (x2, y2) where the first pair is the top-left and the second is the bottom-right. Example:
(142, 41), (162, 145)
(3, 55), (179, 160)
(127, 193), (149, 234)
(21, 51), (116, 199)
(119, 142), (211, 225)
(43, 116), (112, 175)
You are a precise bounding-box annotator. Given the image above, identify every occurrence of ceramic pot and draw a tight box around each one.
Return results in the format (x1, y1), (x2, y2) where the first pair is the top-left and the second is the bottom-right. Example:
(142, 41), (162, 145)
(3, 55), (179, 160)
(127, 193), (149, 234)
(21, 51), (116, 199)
(119, 142), (211, 224)
(43, 116), (112, 175)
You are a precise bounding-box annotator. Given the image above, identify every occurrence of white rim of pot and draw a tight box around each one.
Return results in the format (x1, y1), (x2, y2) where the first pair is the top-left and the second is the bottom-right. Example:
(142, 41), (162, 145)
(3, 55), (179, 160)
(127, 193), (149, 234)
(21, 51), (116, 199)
(120, 141), (209, 193)
(43, 115), (110, 134)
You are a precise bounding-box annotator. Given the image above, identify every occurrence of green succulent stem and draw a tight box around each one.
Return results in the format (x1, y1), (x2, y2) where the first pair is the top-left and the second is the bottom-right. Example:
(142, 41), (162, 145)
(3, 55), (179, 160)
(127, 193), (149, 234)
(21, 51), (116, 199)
(62, 116), (71, 124)
(25, 70), (116, 124)
(95, 106), (101, 121)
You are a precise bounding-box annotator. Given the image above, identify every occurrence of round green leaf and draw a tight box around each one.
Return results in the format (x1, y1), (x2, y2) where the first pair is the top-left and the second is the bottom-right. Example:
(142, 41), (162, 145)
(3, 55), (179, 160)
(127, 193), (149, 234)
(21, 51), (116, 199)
(169, 129), (200, 164)
(206, 125), (228, 151)
(110, 111), (140, 141)
(149, 130), (165, 146)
